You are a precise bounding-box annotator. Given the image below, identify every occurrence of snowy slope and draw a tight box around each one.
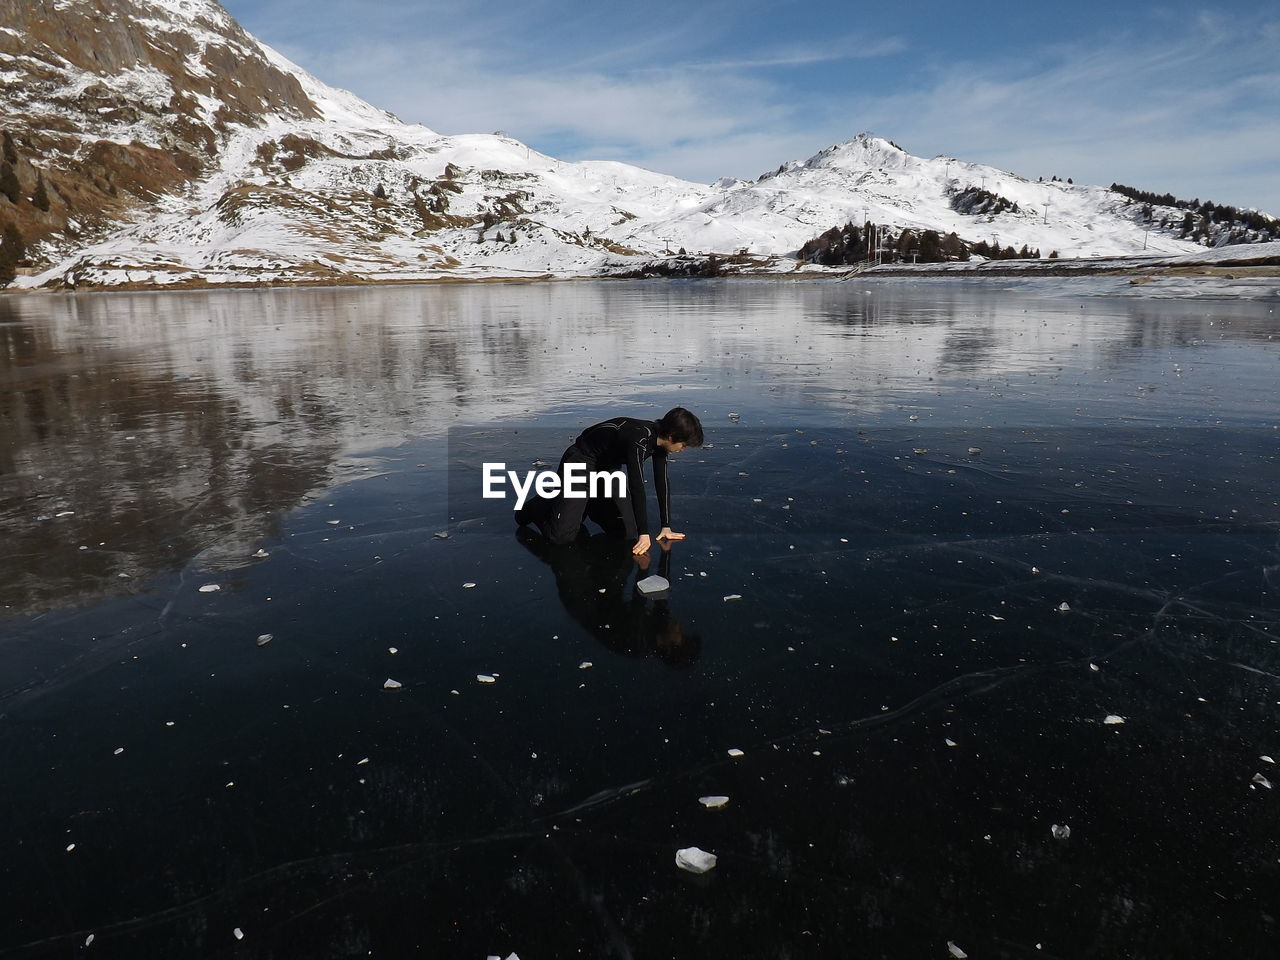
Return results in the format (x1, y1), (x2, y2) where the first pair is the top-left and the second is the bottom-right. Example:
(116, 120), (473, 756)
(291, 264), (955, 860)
(4, 0), (1275, 289)
(622, 135), (1206, 259)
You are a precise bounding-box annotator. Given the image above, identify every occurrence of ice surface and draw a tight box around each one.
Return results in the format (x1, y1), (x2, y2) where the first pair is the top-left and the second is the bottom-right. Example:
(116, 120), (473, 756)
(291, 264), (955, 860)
(675, 847), (717, 874)
(5, 282), (1280, 958)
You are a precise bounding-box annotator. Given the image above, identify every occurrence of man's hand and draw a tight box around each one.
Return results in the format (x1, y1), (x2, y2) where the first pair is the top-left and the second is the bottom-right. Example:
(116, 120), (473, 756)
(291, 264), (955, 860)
(632, 534), (652, 555)
(656, 527), (686, 542)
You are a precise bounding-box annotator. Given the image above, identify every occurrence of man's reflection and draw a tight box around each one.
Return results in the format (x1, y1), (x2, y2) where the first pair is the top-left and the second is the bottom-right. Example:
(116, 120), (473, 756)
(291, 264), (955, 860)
(516, 529), (701, 667)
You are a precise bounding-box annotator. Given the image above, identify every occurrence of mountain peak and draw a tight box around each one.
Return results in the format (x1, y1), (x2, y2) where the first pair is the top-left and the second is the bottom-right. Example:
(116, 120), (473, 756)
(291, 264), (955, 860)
(4, 0), (1271, 290)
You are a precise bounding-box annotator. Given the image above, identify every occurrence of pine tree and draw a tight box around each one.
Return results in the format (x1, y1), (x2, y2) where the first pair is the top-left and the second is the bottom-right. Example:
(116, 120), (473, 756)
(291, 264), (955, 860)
(0, 222), (23, 286)
(33, 171), (50, 212)
(918, 230), (941, 262)
(0, 161), (19, 204)
(896, 228), (915, 260)
(940, 232), (966, 261)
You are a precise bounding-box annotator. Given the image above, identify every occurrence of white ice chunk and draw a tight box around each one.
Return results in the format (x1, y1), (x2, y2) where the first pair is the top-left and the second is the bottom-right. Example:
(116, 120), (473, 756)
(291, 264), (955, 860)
(463, 582), (477, 589)
(945, 738), (958, 747)
(433, 531), (449, 540)
(636, 575), (669, 595)
(1262, 756), (1275, 764)
(1051, 823), (1071, 839)
(1057, 602), (1070, 612)
(726, 748), (745, 757)
(84, 934), (94, 946)
(699, 796), (730, 808)
(1103, 714), (1125, 725)
(948, 942), (968, 959)
(477, 674), (497, 684)
(967, 447), (982, 455)
(252, 549), (270, 558)
(675, 846), (717, 874)
(1252, 773), (1273, 789)
(198, 584), (220, 593)
(579, 661), (593, 670)
(723, 594), (742, 602)
(256, 634), (273, 647)
(233, 928), (244, 940)
(383, 678), (403, 690)
(113, 747), (124, 756)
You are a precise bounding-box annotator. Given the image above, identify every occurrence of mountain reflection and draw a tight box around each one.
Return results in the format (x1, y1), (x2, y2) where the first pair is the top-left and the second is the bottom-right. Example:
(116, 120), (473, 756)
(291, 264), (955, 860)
(3, 280), (1274, 620)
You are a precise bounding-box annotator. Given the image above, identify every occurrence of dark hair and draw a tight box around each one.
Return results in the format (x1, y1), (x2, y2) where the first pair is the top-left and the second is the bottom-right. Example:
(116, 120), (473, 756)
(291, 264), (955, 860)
(658, 407), (703, 447)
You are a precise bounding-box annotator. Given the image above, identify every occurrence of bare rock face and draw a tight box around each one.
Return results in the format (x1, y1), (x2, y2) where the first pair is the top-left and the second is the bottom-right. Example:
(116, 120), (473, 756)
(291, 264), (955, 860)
(0, 0), (318, 255)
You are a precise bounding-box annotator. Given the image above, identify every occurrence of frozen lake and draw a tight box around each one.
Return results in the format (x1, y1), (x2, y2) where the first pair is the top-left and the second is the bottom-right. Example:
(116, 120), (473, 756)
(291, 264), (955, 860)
(1, 279), (1278, 958)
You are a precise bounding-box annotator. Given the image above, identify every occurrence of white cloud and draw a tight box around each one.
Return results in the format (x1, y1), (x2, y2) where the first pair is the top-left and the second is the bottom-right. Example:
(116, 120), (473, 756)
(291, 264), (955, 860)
(235, 2), (1280, 213)
(857, 16), (1280, 212)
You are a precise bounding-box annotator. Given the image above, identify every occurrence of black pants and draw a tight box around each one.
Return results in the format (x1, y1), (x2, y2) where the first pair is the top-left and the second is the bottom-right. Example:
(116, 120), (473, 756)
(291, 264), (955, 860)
(521, 448), (628, 545)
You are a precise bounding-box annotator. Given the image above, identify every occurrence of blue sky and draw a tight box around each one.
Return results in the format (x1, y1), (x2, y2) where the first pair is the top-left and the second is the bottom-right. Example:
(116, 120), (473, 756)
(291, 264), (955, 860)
(223, 0), (1280, 213)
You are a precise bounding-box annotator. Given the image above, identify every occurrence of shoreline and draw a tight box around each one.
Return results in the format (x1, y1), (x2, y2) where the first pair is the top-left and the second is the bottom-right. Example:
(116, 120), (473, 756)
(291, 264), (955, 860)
(5, 251), (1279, 296)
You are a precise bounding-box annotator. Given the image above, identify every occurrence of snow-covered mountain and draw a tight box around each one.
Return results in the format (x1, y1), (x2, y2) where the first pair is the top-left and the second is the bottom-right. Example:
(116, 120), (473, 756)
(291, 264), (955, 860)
(0, 0), (1274, 289)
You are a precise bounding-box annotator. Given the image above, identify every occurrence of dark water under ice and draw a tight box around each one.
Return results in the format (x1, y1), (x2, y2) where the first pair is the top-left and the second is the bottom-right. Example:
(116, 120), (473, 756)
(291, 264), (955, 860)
(1, 279), (1278, 958)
